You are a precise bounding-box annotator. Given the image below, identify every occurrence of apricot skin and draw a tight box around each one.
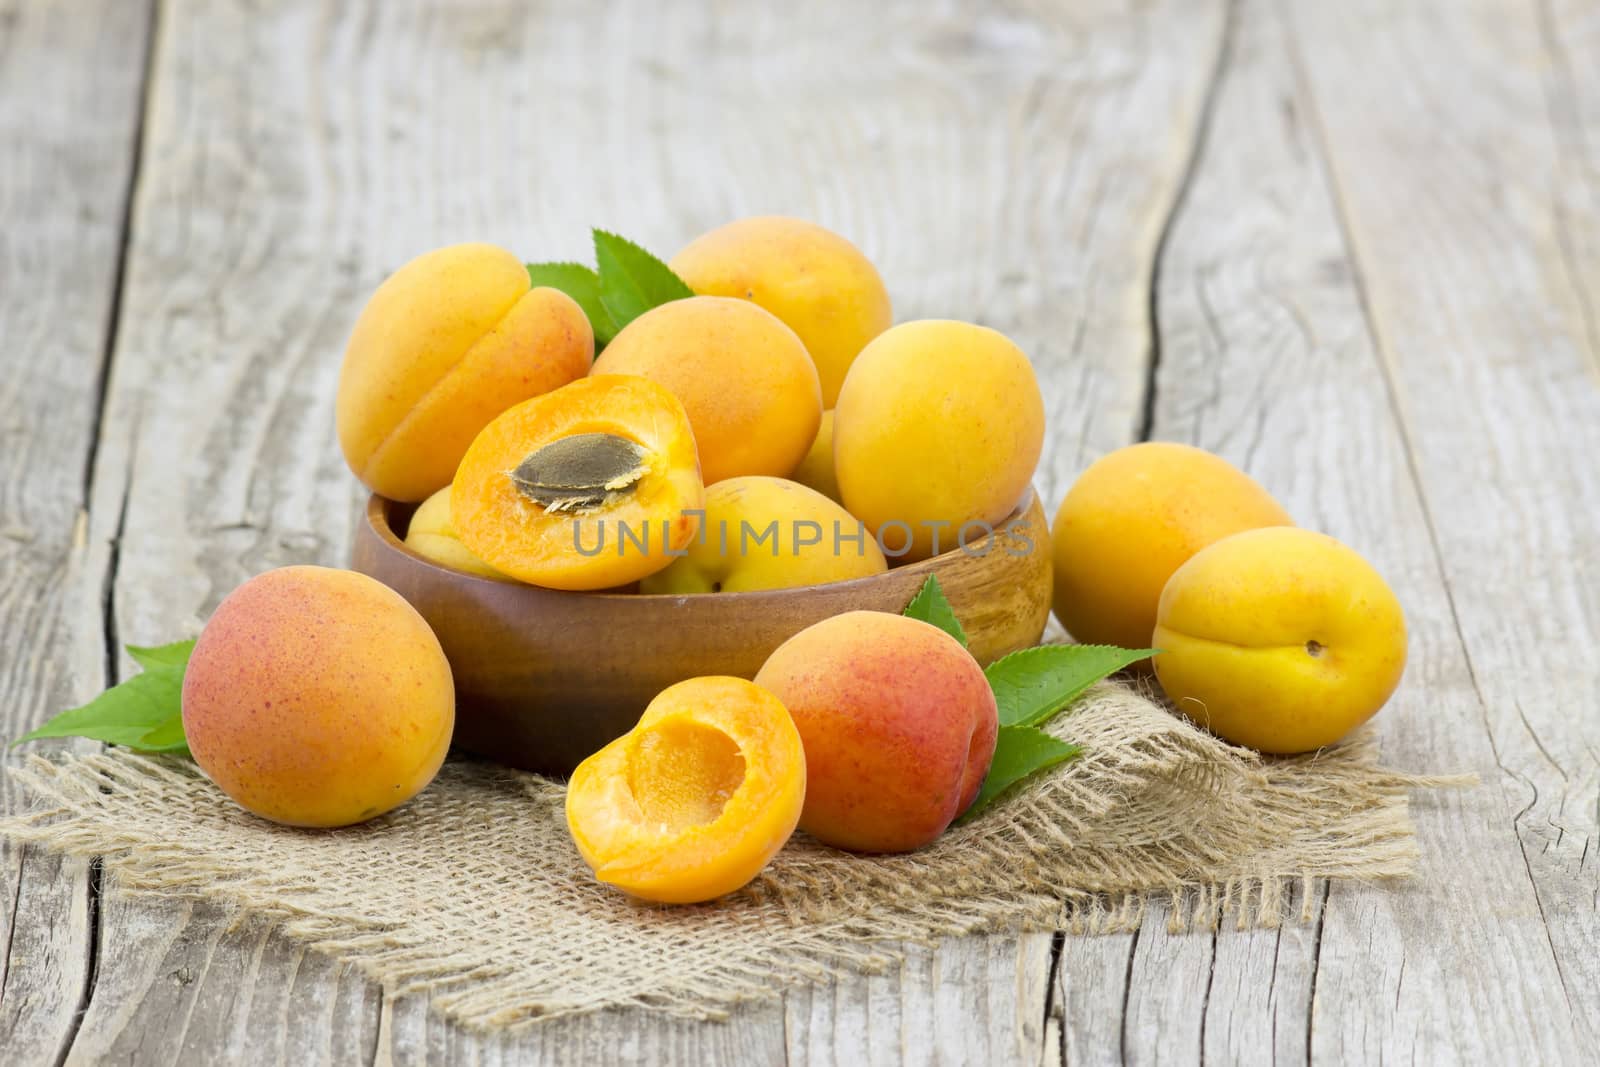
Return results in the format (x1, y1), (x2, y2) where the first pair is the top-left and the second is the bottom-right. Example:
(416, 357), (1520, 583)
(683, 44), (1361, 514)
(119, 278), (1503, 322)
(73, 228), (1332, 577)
(404, 487), (508, 581)
(1051, 443), (1293, 652)
(180, 566), (455, 828)
(753, 611), (998, 853)
(337, 243), (593, 502)
(591, 296), (822, 485)
(1153, 528), (1407, 754)
(566, 676), (806, 904)
(670, 216), (892, 407)
(640, 476), (886, 595)
(790, 410), (840, 503)
(834, 321), (1044, 562)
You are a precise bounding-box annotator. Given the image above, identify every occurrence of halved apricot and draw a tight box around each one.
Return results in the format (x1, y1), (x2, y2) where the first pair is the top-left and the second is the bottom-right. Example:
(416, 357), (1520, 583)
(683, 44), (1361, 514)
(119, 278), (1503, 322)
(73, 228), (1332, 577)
(565, 676), (806, 904)
(452, 375), (704, 590)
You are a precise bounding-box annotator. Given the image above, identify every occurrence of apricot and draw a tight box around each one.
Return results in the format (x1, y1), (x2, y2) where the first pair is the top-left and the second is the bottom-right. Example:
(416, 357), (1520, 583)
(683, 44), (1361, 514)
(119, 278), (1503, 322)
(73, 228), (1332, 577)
(669, 216), (892, 407)
(565, 676), (806, 904)
(590, 296), (821, 484)
(753, 611), (997, 853)
(337, 243), (593, 502)
(790, 410), (840, 503)
(834, 321), (1044, 562)
(404, 487), (508, 580)
(1153, 528), (1407, 754)
(640, 476), (887, 595)
(452, 375), (703, 590)
(181, 566), (454, 827)
(1051, 443), (1293, 651)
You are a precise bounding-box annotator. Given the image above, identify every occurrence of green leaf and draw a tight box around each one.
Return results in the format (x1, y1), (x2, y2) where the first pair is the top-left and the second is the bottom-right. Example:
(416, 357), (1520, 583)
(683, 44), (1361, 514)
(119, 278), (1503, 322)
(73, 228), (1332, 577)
(134, 715), (191, 756)
(12, 640), (193, 754)
(902, 574), (968, 647)
(526, 262), (619, 347)
(959, 726), (1082, 822)
(592, 229), (694, 332)
(126, 638), (196, 672)
(986, 644), (1156, 728)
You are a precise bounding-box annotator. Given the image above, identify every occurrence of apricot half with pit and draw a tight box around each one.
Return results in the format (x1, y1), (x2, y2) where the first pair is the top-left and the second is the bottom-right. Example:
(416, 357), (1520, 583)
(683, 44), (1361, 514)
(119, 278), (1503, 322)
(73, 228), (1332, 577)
(565, 676), (806, 904)
(452, 375), (704, 590)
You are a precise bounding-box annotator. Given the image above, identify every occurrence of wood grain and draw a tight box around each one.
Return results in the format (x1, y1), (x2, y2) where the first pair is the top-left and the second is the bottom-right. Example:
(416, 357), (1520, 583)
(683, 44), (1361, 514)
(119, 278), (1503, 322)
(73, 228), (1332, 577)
(0, 1), (154, 1063)
(41, 0), (1234, 1060)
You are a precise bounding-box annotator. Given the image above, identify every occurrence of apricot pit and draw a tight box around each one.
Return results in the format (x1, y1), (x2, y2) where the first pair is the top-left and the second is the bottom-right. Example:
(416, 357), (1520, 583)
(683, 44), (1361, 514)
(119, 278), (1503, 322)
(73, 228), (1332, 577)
(510, 433), (650, 513)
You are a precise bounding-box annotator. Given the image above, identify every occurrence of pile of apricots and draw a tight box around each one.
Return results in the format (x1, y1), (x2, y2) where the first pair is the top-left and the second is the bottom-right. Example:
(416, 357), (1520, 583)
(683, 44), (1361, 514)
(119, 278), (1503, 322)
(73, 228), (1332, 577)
(172, 216), (1406, 907)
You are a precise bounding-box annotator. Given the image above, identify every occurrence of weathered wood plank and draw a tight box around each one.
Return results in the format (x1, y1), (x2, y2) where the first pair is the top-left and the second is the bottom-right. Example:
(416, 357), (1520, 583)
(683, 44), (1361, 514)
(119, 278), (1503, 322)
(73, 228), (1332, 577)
(0, 0), (155, 1062)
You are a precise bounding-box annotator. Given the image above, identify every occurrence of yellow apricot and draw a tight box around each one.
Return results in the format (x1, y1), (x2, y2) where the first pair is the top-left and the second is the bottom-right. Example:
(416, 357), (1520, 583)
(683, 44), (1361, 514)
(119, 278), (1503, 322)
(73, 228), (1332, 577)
(790, 410), (840, 503)
(337, 243), (592, 502)
(565, 676), (806, 904)
(181, 566), (455, 827)
(1052, 443), (1292, 651)
(1153, 528), (1407, 753)
(591, 296), (821, 485)
(670, 216), (892, 407)
(404, 488), (508, 581)
(834, 321), (1044, 561)
(640, 476), (886, 594)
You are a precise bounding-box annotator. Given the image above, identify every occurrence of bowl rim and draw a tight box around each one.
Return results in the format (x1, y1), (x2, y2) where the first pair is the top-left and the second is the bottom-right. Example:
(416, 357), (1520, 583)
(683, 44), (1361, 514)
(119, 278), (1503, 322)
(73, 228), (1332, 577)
(365, 487), (1042, 604)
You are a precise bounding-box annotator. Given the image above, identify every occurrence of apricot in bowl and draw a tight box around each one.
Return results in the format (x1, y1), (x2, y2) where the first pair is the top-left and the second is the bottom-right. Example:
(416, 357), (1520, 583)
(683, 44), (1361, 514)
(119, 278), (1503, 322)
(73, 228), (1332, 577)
(351, 488), (1053, 776)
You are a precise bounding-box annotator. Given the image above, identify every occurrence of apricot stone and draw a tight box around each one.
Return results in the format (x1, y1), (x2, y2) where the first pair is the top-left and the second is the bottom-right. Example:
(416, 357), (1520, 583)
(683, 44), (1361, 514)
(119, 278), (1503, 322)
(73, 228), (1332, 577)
(670, 216), (892, 407)
(566, 676), (806, 904)
(1051, 443), (1292, 651)
(640, 476), (887, 594)
(181, 566), (454, 827)
(1153, 528), (1407, 753)
(835, 321), (1044, 561)
(337, 243), (592, 502)
(591, 296), (822, 484)
(753, 611), (998, 853)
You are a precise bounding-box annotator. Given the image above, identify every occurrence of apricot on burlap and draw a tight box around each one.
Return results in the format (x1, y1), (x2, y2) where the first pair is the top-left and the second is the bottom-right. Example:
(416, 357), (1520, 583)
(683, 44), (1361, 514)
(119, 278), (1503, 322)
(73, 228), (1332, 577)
(0, 681), (1466, 1032)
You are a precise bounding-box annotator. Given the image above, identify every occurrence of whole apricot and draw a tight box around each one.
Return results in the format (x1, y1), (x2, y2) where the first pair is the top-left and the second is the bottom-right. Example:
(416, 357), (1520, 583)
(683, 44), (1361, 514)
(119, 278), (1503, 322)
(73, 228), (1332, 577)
(337, 243), (592, 502)
(591, 296), (822, 484)
(670, 216), (892, 407)
(452, 375), (704, 590)
(834, 321), (1044, 561)
(404, 487), (508, 580)
(753, 611), (997, 853)
(181, 566), (455, 827)
(566, 676), (806, 904)
(640, 476), (886, 594)
(1153, 528), (1407, 753)
(1051, 443), (1292, 651)
(790, 409), (840, 503)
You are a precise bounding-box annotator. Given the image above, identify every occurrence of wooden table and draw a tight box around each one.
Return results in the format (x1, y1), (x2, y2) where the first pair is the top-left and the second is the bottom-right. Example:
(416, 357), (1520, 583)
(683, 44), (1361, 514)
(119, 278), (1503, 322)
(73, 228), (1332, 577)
(2, 1), (1596, 1062)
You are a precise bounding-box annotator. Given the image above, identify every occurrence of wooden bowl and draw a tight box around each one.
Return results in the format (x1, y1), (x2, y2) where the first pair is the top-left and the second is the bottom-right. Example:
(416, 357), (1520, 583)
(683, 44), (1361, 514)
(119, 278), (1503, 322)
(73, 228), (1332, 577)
(351, 490), (1053, 776)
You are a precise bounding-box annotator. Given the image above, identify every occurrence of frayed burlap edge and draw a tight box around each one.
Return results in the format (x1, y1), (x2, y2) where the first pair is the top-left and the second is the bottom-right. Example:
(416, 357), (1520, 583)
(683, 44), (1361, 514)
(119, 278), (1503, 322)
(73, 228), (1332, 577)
(0, 682), (1471, 1031)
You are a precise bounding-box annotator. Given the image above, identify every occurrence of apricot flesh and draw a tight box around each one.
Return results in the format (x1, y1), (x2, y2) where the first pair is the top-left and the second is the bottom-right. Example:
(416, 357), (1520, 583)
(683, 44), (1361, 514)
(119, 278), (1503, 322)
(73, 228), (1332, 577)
(565, 676), (806, 904)
(753, 611), (997, 853)
(404, 487), (508, 580)
(180, 566), (455, 827)
(452, 375), (704, 590)
(669, 216), (892, 407)
(1153, 528), (1407, 753)
(337, 243), (592, 502)
(640, 476), (887, 595)
(834, 321), (1044, 561)
(1052, 443), (1293, 651)
(591, 296), (822, 484)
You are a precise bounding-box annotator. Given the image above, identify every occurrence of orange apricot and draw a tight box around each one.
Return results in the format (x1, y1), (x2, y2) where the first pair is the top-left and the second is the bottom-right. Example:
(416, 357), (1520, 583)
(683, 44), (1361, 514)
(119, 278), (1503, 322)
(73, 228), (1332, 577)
(590, 296), (822, 484)
(451, 376), (703, 590)
(565, 676), (806, 904)
(337, 243), (593, 502)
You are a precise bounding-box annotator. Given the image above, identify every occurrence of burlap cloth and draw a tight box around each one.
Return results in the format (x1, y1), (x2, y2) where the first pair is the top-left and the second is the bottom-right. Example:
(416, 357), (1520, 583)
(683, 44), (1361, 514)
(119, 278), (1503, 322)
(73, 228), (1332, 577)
(0, 681), (1463, 1032)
